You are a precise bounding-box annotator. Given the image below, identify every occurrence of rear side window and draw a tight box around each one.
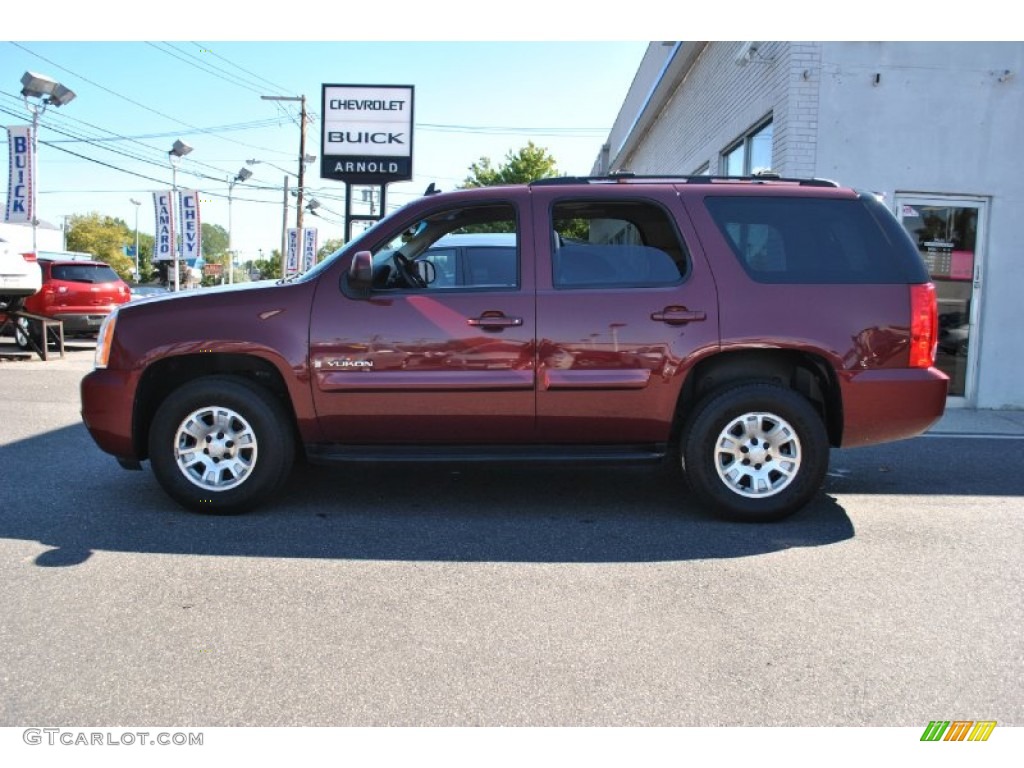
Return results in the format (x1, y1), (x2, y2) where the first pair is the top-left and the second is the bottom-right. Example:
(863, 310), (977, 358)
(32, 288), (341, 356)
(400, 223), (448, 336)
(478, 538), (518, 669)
(51, 264), (120, 283)
(704, 196), (926, 284)
(551, 199), (688, 288)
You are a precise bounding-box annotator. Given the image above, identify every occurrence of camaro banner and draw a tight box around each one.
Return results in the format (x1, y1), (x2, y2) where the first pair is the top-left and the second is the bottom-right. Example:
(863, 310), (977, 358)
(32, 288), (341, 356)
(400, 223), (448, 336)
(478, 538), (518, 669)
(303, 227), (318, 272)
(5, 125), (33, 224)
(178, 189), (202, 263)
(153, 191), (176, 262)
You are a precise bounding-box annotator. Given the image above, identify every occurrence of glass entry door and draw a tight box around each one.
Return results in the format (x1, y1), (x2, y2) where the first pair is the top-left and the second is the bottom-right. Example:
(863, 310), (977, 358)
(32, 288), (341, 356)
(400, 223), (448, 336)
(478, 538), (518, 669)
(897, 196), (987, 404)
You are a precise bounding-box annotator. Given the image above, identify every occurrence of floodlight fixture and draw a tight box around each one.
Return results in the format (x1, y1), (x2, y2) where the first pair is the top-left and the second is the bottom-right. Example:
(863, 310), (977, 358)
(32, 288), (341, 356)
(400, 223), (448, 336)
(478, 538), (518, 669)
(170, 139), (193, 158)
(235, 168), (253, 183)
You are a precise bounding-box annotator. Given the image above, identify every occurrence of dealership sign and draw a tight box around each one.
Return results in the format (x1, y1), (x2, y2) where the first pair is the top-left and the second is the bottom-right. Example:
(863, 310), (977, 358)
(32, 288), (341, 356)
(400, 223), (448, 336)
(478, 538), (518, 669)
(320, 84), (413, 184)
(5, 126), (33, 224)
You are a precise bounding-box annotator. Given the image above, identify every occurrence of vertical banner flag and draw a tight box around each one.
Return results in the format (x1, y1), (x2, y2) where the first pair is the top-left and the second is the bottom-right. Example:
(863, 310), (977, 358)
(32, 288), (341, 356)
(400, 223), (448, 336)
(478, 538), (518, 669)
(303, 227), (318, 272)
(5, 126), (33, 224)
(178, 189), (202, 264)
(286, 228), (300, 277)
(153, 191), (176, 261)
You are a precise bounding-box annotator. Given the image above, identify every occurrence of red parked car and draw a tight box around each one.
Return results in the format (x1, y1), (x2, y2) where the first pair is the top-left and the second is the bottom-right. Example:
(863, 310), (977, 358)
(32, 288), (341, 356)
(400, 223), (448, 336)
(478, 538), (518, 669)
(15, 255), (130, 349)
(81, 175), (948, 521)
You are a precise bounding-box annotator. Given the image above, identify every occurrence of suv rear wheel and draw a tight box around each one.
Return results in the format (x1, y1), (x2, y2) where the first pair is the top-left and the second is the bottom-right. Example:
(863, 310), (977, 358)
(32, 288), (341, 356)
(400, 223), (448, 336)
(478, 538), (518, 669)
(148, 376), (294, 514)
(681, 382), (829, 522)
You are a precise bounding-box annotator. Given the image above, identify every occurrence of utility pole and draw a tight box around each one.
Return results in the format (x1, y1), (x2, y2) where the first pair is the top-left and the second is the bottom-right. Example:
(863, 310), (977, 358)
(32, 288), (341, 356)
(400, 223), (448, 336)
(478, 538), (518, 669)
(260, 93), (308, 265)
(281, 175), (289, 269)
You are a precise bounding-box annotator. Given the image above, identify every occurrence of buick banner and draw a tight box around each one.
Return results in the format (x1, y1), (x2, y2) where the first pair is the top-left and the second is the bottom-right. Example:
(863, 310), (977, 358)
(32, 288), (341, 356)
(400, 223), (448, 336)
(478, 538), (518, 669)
(5, 126), (33, 224)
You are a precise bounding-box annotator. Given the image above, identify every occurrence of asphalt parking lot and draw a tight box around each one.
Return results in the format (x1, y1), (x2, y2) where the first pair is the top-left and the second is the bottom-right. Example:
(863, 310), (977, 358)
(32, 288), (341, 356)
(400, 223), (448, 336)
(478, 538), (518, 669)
(1, 337), (1022, 728)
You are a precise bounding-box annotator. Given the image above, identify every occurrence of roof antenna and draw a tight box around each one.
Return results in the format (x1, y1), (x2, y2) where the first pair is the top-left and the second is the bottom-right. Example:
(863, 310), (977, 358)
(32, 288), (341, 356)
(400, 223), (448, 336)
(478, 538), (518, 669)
(424, 182), (440, 196)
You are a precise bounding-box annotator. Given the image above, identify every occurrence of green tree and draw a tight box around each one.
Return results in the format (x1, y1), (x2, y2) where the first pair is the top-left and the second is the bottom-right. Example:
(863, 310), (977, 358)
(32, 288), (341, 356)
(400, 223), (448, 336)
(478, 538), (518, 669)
(65, 212), (136, 281)
(462, 141), (561, 188)
(201, 222), (229, 259)
(252, 249), (282, 280)
(317, 237), (345, 261)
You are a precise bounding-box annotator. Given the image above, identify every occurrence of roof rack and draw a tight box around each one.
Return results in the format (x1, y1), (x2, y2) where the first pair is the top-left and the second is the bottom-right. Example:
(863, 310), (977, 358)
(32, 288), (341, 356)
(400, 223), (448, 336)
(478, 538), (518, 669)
(530, 174), (840, 188)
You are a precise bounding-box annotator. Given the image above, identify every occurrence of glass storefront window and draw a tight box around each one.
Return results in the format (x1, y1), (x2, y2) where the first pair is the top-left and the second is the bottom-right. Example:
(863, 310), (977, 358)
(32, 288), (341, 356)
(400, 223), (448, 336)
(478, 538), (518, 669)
(899, 203), (979, 398)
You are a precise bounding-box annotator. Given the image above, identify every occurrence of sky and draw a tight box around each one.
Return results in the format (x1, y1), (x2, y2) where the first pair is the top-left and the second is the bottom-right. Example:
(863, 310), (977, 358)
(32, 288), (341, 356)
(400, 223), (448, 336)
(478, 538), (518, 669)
(1, 3), (1002, 266)
(2, 34), (650, 263)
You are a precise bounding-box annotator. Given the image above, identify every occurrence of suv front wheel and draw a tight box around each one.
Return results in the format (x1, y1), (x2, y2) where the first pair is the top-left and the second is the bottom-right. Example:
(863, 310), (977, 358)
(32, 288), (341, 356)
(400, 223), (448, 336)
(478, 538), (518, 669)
(681, 382), (829, 522)
(148, 376), (294, 514)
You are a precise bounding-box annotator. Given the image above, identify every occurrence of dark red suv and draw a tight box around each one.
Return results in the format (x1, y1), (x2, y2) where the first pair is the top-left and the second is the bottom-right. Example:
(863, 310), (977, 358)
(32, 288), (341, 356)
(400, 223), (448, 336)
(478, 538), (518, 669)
(81, 176), (947, 521)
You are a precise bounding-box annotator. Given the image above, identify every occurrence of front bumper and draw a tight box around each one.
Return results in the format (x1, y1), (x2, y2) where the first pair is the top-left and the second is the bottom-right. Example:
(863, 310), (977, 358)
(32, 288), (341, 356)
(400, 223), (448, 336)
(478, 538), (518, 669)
(81, 368), (139, 461)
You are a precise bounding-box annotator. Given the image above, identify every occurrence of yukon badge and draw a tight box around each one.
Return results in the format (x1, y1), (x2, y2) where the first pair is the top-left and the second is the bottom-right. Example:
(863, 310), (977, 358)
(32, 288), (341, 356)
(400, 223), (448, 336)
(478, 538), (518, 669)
(322, 358), (374, 370)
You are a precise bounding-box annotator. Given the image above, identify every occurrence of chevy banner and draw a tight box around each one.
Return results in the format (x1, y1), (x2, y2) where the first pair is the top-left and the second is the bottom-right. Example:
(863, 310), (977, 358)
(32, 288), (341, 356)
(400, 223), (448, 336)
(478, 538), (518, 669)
(153, 191), (176, 261)
(5, 126), (33, 224)
(303, 227), (318, 272)
(178, 189), (202, 263)
(286, 228), (300, 277)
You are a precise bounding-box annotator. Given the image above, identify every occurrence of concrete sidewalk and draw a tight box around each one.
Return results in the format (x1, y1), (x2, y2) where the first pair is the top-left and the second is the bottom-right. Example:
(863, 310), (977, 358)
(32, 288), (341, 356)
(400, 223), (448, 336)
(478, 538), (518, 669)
(926, 408), (1024, 437)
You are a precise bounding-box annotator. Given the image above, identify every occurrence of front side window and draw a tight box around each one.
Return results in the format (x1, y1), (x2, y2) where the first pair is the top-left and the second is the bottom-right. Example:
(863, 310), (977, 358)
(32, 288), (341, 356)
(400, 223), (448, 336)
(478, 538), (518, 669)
(370, 204), (519, 291)
(551, 199), (689, 289)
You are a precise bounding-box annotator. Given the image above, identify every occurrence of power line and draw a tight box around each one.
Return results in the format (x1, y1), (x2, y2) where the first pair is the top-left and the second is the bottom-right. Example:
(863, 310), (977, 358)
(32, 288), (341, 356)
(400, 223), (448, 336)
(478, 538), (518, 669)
(8, 41), (296, 158)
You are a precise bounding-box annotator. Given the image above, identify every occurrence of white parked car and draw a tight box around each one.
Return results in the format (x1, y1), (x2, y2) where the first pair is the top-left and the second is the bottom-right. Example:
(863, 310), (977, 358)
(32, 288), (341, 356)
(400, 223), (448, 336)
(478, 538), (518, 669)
(0, 239), (41, 310)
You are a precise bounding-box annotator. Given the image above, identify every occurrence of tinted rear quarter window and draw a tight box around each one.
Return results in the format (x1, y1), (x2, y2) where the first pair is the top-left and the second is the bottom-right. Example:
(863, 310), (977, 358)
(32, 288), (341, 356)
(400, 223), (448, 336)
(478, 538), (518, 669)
(704, 196), (927, 284)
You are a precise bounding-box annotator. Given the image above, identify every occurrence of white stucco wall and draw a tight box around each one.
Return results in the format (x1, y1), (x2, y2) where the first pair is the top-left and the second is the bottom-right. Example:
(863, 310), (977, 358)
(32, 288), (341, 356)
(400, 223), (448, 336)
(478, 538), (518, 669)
(602, 41), (1024, 408)
(814, 42), (1024, 408)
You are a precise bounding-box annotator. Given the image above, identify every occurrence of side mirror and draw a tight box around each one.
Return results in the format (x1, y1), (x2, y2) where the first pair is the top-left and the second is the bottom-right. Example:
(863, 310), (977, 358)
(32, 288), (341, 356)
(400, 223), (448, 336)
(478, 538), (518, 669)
(347, 250), (373, 296)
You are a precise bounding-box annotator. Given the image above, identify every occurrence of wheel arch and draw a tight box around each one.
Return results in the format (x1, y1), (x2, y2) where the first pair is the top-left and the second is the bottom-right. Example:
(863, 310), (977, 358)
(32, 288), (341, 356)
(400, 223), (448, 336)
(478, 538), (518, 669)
(674, 348), (843, 447)
(133, 352), (302, 461)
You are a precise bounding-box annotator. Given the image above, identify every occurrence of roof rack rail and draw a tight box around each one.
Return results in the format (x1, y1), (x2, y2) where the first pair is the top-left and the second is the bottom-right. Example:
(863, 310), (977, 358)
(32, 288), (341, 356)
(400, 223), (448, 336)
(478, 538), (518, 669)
(530, 175), (839, 188)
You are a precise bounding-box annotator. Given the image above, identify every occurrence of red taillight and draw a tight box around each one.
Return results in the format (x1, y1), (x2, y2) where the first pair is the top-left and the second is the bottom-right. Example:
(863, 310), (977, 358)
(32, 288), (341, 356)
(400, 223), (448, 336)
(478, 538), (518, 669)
(909, 283), (938, 369)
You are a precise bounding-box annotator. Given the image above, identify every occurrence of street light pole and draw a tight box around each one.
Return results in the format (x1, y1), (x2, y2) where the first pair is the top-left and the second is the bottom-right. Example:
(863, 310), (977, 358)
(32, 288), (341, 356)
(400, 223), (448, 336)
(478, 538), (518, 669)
(129, 198), (141, 281)
(167, 139), (193, 292)
(19, 71), (76, 254)
(227, 167), (252, 285)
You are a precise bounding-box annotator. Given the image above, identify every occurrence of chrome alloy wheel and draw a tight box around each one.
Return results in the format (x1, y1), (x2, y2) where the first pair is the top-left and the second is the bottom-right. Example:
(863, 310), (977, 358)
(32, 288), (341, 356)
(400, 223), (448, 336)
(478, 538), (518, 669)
(713, 411), (802, 499)
(173, 406), (258, 491)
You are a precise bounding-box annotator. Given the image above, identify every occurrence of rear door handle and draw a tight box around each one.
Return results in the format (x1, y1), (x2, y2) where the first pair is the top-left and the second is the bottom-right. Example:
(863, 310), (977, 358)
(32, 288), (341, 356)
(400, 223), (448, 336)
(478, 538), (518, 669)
(651, 307), (707, 325)
(468, 313), (523, 330)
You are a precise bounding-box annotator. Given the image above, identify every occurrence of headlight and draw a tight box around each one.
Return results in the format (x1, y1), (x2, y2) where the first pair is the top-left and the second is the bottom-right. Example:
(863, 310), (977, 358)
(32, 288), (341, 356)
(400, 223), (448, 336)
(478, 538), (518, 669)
(94, 309), (119, 369)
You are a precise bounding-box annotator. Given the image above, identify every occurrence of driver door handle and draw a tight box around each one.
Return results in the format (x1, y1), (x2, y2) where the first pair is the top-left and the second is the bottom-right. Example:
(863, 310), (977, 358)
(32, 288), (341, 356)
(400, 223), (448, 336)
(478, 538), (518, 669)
(651, 306), (706, 325)
(468, 312), (523, 330)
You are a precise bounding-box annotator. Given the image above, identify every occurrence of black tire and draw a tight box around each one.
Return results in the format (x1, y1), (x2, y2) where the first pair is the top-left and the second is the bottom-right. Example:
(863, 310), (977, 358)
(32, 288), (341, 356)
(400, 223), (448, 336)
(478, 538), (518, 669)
(13, 317), (37, 350)
(681, 382), (829, 522)
(148, 375), (295, 514)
